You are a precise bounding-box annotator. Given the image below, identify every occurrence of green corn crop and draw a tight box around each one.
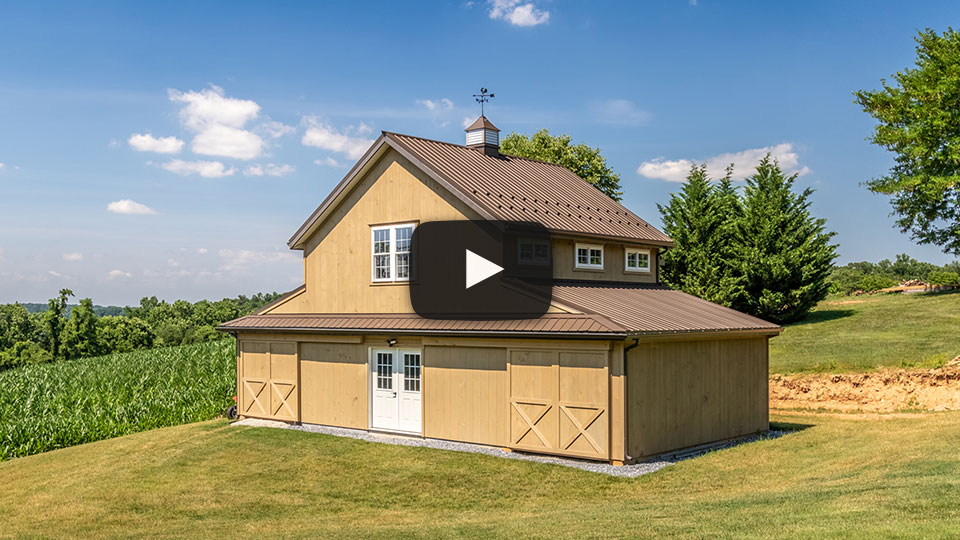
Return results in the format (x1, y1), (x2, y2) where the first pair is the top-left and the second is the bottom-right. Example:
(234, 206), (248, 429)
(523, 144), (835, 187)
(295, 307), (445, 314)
(0, 340), (235, 461)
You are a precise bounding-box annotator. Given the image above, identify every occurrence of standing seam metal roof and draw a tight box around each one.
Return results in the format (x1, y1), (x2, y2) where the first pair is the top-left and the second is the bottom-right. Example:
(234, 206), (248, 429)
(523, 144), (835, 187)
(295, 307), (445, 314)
(385, 132), (673, 244)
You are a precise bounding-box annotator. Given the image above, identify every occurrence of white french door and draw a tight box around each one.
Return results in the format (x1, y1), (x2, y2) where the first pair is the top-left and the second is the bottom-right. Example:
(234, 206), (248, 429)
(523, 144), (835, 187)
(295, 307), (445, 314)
(370, 349), (422, 434)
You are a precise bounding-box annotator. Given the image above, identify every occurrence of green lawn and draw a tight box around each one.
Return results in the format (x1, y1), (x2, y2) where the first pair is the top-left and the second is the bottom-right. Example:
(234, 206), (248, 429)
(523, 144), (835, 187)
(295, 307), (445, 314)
(769, 289), (960, 373)
(0, 412), (958, 538)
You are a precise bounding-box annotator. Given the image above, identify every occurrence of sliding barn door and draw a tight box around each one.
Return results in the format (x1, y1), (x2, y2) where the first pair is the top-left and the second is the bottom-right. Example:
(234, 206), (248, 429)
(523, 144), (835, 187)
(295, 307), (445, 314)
(239, 341), (299, 422)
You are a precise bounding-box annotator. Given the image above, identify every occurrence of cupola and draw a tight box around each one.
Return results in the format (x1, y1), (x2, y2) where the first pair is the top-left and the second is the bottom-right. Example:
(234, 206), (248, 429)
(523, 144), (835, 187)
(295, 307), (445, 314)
(465, 116), (500, 157)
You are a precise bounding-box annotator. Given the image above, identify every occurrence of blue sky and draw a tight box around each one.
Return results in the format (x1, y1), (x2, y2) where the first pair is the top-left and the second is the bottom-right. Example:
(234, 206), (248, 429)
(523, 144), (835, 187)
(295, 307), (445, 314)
(1, 1), (958, 305)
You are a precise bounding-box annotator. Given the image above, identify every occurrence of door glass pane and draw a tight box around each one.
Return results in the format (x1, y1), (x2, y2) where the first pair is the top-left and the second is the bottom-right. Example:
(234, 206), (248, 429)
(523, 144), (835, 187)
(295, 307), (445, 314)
(403, 353), (421, 392)
(377, 352), (393, 390)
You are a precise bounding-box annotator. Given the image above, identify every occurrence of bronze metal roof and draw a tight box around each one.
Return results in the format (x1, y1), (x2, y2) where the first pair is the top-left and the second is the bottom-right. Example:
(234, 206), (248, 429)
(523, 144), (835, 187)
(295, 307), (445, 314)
(219, 312), (623, 337)
(464, 116), (500, 132)
(288, 132), (674, 249)
(551, 282), (782, 335)
(386, 132), (673, 245)
(220, 282), (781, 338)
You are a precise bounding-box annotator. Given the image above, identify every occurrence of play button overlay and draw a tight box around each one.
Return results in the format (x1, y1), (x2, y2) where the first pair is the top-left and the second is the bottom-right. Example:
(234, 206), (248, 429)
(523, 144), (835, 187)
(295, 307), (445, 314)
(465, 249), (503, 289)
(410, 220), (552, 319)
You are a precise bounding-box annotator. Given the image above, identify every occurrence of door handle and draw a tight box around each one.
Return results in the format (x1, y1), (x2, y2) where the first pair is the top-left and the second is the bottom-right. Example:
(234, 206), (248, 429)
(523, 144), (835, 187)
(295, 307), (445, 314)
(391, 392), (397, 398)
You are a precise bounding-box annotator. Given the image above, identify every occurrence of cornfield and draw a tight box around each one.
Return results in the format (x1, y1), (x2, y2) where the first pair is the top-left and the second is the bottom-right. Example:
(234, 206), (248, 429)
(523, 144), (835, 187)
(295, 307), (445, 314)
(0, 340), (235, 461)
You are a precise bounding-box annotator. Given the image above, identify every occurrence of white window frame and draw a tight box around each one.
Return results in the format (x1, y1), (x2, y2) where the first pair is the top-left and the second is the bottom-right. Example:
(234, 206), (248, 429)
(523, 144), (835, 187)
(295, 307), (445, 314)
(371, 223), (416, 283)
(575, 243), (604, 270)
(624, 247), (652, 273)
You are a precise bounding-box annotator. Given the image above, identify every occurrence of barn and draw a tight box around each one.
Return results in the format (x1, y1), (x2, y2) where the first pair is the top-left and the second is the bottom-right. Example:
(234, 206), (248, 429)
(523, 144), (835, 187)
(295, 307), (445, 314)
(219, 116), (781, 464)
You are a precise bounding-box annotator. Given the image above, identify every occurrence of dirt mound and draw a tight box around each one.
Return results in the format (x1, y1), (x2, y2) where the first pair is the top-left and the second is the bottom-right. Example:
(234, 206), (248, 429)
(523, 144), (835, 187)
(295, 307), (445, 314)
(770, 363), (960, 413)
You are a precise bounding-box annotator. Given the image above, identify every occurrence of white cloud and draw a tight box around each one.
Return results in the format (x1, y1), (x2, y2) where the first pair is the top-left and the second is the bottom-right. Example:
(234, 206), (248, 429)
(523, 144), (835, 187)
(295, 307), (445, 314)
(302, 118), (375, 159)
(489, 0), (549, 26)
(462, 116), (475, 129)
(636, 143), (811, 183)
(128, 133), (184, 154)
(589, 99), (651, 127)
(158, 159), (235, 178)
(417, 98), (454, 111)
(260, 119), (295, 138)
(107, 199), (157, 215)
(107, 269), (132, 279)
(218, 249), (299, 272)
(63, 252), (83, 262)
(314, 157), (342, 168)
(197, 248), (208, 254)
(243, 163), (295, 177)
(191, 123), (264, 161)
(168, 85), (265, 160)
(0, 163), (5, 171)
(167, 258), (180, 267)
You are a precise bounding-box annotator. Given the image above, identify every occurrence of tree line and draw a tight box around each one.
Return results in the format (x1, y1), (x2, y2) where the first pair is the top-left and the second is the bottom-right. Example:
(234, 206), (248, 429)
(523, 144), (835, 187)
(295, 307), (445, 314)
(0, 290), (281, 371)
(827, 255), (960, 294)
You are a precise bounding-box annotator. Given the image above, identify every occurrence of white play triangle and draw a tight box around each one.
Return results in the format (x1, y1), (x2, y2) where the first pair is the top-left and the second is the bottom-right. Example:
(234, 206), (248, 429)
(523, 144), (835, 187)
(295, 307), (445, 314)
(465, 249), (504, 289)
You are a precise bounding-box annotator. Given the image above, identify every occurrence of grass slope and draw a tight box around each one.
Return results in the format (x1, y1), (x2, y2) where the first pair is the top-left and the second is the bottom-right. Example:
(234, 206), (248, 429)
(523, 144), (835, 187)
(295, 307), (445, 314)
(0, 340), (234, 461)
(0, 413), (958, 538)
(770, 290), (960, 373)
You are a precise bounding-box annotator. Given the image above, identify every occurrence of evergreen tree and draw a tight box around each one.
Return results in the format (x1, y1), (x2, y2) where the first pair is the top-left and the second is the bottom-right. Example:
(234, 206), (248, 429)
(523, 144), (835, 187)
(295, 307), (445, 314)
(61, 298), (101, 359)
(658, 165), (743, 306)
(732, 156), (837, 323)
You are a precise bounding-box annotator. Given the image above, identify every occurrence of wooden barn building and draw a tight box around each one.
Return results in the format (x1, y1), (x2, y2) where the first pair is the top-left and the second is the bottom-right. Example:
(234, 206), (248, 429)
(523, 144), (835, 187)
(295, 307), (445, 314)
(219, 116), (781, 464)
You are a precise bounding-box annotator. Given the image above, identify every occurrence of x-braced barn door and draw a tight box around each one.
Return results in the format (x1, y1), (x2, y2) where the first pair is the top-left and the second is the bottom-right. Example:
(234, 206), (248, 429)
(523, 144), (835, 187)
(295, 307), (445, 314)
(240, 341), (299, 422)
(509, 349), (609, 459)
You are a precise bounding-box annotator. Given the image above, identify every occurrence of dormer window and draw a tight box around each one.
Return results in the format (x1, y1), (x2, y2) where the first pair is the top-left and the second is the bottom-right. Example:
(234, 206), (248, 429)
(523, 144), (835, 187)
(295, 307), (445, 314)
(625, 247), (651, 273)
(575, 243), (604, 270)
(372, 223), (415, 282)
(518, 238), (551, 266)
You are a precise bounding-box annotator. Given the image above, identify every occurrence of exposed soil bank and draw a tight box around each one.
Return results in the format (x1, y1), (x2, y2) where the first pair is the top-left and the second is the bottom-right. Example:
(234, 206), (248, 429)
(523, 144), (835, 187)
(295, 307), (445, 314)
(770, 362), (960, 413)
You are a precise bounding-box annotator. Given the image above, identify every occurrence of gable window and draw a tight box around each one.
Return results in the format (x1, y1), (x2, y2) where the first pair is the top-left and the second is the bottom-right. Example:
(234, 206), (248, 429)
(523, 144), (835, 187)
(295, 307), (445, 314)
(625, 247), (651, 273)
(518, 238), (551, 267)
(575, 243), (604, 270)
(371, 223), (415, 282)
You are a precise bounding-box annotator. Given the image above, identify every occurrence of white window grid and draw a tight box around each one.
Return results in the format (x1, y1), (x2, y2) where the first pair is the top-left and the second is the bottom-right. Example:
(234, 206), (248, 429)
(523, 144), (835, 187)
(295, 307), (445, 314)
(371, 223), (416, 282)
(403, 353), (421, 392)
(625, 248), (651, 272)
(376, 352), (393, 390)
(575, 243), (604, 270)
(518, 238), (551, 266)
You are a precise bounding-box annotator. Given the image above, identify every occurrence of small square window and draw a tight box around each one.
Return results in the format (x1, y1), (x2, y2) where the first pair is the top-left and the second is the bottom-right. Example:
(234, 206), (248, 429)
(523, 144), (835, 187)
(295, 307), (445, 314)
(575, 243), (604, 270)
(625, 248), (651, 272)
(518, 238), (551, 266)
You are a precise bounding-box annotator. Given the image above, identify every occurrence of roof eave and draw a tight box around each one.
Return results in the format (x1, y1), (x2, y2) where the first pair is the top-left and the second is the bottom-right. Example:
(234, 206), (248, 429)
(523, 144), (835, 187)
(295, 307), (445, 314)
(215, 325), (625, 340)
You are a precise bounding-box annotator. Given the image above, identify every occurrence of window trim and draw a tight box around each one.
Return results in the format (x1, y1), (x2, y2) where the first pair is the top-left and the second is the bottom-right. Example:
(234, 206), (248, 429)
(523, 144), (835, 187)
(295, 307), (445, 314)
(575, 242), (604, 270)
(624, 247), (652, 273)
(517, 237), (552, 267)
(371, 222), (416, 283)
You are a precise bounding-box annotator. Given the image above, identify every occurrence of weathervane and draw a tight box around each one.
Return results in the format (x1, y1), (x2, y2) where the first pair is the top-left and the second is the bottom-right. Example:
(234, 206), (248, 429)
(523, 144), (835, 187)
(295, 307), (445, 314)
(473, 87), (495, 117)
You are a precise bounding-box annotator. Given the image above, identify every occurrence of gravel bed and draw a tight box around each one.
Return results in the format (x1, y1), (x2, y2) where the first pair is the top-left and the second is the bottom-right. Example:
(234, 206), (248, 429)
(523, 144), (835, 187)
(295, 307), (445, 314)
(233, 418), (787, 477)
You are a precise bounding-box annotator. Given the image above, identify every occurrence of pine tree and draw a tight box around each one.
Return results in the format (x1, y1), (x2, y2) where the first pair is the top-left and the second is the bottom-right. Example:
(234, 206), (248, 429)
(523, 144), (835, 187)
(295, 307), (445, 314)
(732, 156), (837, 323)
(658, 165), (743, 306)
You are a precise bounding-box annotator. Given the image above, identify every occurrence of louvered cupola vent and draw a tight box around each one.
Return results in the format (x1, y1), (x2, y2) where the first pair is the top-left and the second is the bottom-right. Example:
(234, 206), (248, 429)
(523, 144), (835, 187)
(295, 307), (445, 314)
(464, 115), (500, 157)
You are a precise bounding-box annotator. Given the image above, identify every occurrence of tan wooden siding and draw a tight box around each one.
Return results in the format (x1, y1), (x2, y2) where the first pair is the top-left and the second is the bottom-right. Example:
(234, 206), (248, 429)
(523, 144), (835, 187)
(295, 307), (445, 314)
(238, 340), (299, 422)
(509, 348), (610, 460)
(551, 238), (658, 283)
(299, 342), (368, 429)
(299, 148), (482, 313)
(262, 287), (309, 315)
(422, 346), (509, 446)
(626, 337), (769, 458)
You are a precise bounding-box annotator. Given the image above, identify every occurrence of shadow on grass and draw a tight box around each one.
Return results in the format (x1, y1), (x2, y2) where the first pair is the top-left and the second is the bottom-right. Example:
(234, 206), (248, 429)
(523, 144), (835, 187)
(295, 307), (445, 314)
(788, 309), (855, 327)
(770, 421), (814, 432)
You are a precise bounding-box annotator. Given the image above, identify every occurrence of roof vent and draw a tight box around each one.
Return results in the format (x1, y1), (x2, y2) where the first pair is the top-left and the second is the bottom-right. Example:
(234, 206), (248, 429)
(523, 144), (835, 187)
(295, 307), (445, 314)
(465, 116), (500, 157)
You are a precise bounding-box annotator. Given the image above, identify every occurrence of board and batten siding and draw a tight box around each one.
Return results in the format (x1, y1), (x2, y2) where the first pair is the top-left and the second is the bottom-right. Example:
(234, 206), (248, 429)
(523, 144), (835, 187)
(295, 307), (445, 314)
(551, 238), (658, 283)
(626, 337), (769, 458)
(299, 341), (369, 429)
(274, 148), (482, 314)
